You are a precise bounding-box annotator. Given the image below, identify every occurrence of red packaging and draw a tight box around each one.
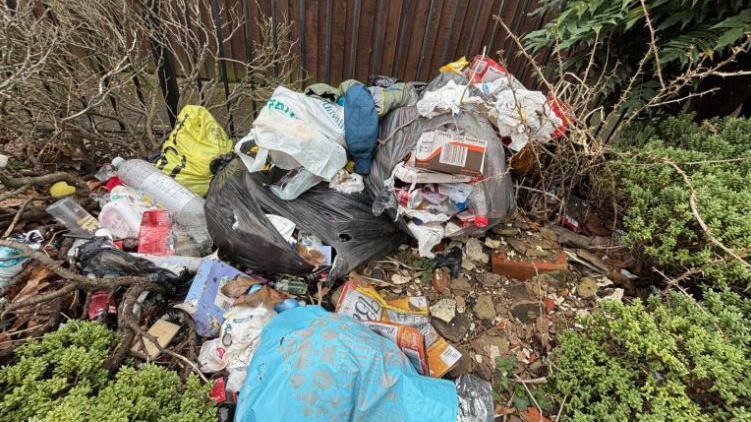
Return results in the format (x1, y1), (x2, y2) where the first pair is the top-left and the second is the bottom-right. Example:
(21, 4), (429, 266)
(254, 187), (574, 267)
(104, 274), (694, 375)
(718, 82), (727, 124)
(562, 214), (581, 232)
(137, 209), (173, 255)
(210, 377), (228, 403)
(87, 290), (116, 320)
(468, 56), (509, 83)
(547, 94), (573, 138)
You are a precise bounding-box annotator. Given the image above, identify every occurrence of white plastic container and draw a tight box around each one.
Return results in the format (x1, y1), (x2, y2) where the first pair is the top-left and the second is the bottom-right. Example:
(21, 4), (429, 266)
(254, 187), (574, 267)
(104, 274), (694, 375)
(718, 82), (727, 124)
(99, 186), (149, 239)
(111, 157), (206, 228)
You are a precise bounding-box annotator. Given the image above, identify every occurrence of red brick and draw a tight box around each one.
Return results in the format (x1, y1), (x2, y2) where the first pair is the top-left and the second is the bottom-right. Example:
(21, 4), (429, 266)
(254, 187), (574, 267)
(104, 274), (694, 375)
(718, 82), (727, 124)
(491, 250), (567, 281)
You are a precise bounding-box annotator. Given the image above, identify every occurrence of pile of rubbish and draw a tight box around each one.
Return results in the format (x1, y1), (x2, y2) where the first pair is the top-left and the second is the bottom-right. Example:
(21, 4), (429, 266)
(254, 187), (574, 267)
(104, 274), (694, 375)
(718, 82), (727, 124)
(0, 55), (573, 421)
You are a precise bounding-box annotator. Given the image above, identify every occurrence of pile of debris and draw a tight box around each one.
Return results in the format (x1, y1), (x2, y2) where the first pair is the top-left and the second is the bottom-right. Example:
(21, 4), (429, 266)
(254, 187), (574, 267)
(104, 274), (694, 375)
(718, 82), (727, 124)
(0, 55), (635, 421)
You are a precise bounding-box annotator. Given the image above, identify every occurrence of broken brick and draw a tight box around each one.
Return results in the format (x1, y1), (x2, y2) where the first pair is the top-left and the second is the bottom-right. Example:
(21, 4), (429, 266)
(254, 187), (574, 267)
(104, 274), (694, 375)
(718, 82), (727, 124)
(491, 250), (567, 280)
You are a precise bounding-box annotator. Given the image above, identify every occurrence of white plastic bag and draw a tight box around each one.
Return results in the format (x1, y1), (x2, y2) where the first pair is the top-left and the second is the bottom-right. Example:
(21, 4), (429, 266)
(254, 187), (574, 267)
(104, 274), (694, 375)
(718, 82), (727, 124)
(489, 89), (563, 151)
(236, 86), (347, 181)
(268, 168), (324, 200)
(197, 305), (276, 392)
(329, 170), (365, 194)
(98, 186), (154, 239)
(416, 80), (482, 118)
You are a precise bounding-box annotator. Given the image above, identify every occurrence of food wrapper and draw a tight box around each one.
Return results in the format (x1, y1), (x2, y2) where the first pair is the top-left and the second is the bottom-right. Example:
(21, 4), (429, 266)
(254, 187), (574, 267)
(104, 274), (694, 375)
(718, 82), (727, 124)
(336, 280), (462, 377)
(439, 56), (469, 74)
(364, 321), (428, 375)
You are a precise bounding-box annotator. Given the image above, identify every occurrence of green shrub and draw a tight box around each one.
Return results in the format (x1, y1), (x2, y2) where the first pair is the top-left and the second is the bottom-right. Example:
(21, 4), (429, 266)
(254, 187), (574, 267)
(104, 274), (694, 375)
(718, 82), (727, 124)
(605, 115), (751, 288)
(525, 0), (751, 110)
(0, 320), (215, 421)
(548, 289), (751, 421)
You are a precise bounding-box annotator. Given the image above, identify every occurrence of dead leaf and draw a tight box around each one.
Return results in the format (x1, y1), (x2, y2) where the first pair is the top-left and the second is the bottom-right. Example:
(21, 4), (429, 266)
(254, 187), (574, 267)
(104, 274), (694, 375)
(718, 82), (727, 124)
(495, 404), (515, 415)
(431, 267), (450, 294)
(233, 286), (284, 308)
(521, 406), (552, 422)
(222, 275), (260, 298)
(0, 332), (12, 353)
(11, 265), (53, 304)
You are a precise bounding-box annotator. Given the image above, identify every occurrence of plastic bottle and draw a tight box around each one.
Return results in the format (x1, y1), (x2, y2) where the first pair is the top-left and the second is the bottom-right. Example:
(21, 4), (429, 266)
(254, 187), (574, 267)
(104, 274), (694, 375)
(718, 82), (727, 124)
(98, 186), (151, 239)
(468, 185), (488, 228)
(111, 157), (206, 228)
(46, 197), (100, 236)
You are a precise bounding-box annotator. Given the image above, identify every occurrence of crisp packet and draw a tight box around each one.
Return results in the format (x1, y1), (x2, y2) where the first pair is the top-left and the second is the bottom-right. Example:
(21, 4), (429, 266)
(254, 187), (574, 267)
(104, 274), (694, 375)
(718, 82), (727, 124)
(336, 280), (462, 377)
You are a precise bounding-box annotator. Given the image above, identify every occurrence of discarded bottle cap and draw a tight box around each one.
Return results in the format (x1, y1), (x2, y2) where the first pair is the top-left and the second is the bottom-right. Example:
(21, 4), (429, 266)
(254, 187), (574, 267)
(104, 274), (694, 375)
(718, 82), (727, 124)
(50, 181), (76, 198)
(112, 156), (125, 167)
(105, 176), (123, 192)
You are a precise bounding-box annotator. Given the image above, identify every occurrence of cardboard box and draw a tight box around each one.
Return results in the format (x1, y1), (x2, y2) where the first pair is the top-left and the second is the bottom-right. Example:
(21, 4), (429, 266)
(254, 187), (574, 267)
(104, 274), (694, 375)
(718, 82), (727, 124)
(174, 258), (244, 337)
(131, 319), (181, 359)
(413, 131), (487, 176)
(393, 162), (474, 185)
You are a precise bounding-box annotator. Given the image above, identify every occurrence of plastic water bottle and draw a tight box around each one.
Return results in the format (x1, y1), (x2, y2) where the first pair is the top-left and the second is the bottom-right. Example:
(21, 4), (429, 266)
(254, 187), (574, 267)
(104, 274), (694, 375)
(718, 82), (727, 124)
(111, 157), (206, 228)
(469, 185), (489, 228)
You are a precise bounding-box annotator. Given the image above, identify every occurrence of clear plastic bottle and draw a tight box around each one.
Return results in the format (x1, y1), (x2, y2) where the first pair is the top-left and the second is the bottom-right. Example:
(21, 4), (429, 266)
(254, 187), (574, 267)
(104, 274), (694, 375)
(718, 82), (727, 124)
(46, 197), (100, 236)
(468, 184), (489, 228)
(112, 157), (211, 253)
(111, 157), (206, 228)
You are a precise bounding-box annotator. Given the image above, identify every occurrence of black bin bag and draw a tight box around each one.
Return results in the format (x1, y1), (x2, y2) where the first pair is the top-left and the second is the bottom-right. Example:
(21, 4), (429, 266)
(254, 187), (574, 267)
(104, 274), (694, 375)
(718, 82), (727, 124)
(205, 157), (409, 282)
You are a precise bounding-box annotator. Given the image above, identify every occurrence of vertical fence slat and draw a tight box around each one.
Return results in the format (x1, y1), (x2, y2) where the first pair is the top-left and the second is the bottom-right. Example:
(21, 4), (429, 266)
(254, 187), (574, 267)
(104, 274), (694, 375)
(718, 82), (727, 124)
(370, 0), (386, 78)
(354, 0), (376, 81)
(346, 0), (360, 79)
(464, 0), (483, 57)
(242, 0), (257, 114)
(324, 0), (333, 82)
(381, 0), (403, 78)
(298, 0), (306, 82)
(416, 0), (435, 80)
(470, 0), (496, 57)
(394, 0), (414, 78)
(303, 0), (319, 81)
(420, 0), (446, 81)
(487, 0), (505, 57)
(147, 0), (180, 128)
(211, 0), (235, 136)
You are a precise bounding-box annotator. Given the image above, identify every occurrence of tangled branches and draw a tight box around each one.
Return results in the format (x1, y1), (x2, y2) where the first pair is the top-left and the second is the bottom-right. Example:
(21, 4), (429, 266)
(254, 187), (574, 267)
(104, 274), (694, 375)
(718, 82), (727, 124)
(0, 0), (300, 169)
(489, 14), (751, 225)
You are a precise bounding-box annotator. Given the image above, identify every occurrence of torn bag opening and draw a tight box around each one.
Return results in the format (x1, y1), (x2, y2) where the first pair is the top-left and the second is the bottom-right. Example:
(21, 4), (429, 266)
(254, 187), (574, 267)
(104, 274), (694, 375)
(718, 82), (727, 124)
(205, 157), (409, 282)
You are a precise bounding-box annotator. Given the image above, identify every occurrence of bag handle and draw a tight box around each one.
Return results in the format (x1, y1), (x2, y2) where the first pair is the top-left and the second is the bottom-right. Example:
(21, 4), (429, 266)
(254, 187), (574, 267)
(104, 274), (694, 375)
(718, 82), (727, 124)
(234, 131), (268, 173)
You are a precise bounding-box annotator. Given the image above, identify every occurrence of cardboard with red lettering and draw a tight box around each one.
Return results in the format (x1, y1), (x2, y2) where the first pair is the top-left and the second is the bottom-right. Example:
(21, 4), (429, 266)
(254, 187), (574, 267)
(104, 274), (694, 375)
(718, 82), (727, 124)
(413, 131), (487, 176)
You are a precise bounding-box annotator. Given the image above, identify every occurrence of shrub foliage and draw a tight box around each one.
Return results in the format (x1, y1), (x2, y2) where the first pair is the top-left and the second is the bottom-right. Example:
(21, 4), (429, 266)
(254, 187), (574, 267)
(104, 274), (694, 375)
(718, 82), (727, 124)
(0, 320), (215, 421)
(549, 290), (751, 421)
(606, 115), (751, 288)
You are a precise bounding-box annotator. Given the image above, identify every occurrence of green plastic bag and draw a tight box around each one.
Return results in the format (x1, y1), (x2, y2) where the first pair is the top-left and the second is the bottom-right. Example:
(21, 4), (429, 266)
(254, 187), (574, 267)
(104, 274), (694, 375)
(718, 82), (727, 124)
(156, 105), (233, 197)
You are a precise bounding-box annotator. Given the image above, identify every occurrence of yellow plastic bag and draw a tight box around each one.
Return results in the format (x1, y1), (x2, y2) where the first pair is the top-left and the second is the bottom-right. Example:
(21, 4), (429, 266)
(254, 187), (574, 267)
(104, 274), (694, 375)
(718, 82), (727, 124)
(439, 56), (469, 74)
(155, 105), (233, 197)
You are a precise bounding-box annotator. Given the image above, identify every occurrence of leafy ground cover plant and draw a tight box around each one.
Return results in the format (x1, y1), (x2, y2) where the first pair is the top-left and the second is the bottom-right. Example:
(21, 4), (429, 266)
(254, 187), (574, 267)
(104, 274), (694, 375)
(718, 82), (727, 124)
(604, 115), (751, 288)
(0, 320), (215, 421)
(547, 289), (751, 421)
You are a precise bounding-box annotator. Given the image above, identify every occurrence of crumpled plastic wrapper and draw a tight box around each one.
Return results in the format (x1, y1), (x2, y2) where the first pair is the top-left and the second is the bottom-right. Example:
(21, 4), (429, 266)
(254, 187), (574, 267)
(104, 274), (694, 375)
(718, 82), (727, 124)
(455, 374), (494, 422)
